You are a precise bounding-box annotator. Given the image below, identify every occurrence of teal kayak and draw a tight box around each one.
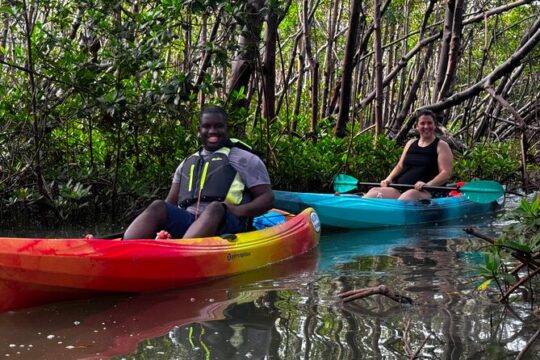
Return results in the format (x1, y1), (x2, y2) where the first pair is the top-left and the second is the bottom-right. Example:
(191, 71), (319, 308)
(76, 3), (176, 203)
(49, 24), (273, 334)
(274, 190), (504, 229)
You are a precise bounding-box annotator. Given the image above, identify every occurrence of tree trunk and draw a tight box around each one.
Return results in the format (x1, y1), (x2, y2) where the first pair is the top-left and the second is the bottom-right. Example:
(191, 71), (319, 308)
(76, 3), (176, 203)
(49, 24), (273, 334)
(302, 0), (320, 138)
(262, 4), (279, 123)
(437, 0), (466, 110)
(195, 7), (224, 88)
(321, 0), (340, 119)
(292, 37), (306, 133)
(432, 0), (456, 103)
(373, 0), (384, 136)
(227, 0), (265, 111)
(420, 16), (540, 114)
(22, 1), (45, 197)
(334, 0), (363, 138)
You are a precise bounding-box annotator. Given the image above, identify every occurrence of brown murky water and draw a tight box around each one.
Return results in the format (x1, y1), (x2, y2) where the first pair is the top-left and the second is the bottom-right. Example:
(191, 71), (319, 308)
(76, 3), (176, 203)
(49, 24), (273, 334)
(0, 202), (539, 359)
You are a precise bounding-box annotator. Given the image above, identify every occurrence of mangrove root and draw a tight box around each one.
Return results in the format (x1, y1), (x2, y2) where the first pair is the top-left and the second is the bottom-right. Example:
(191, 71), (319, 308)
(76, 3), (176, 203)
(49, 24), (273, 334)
(338, 284), (413, 304)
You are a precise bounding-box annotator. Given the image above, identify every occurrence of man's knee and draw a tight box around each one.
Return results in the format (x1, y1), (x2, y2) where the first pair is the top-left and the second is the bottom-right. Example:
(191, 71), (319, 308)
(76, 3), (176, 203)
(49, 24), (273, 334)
(203, 201), (227, 218)
(145, 200), (168, 217)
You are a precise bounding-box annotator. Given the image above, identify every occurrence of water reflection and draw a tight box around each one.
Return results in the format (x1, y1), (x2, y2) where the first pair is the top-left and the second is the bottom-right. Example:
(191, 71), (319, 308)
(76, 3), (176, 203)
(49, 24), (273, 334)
(0, 251), (319, 359)
(1, 202), (539, 359)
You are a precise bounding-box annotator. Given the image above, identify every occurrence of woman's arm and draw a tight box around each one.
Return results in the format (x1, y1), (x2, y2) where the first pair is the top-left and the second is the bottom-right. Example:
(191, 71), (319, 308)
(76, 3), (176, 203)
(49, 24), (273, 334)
(381, 139), (414, 186)
(426, 140), (453, 186)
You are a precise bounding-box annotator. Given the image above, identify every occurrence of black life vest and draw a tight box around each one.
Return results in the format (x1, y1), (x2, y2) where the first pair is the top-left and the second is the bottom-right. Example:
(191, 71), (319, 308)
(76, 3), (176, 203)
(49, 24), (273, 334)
(177, 140), (250, 209)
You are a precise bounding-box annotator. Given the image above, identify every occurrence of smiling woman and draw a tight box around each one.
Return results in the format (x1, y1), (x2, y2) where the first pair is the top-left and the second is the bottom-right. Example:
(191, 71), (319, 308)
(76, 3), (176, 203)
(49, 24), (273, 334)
(363, 109), (454, 200)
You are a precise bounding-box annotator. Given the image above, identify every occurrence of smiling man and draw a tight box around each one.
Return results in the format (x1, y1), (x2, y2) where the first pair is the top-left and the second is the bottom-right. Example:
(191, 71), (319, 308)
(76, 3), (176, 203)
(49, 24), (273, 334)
(123, 105), (274, 240)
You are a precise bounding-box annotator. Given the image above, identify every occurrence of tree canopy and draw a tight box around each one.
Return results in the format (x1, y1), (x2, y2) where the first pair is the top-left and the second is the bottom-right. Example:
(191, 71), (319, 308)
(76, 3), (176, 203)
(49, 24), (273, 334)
(0, 0), (538, 223)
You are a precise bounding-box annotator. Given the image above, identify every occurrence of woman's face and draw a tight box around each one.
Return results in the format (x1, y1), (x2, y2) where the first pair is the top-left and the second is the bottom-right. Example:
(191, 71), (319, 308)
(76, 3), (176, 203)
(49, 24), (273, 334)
(416, 114), (436, 139)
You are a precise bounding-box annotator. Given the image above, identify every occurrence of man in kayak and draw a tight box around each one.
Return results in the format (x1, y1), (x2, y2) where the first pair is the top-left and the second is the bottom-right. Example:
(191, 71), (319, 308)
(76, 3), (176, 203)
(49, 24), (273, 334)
(123, 105), (274, 239)
(363, 109), (453, 200)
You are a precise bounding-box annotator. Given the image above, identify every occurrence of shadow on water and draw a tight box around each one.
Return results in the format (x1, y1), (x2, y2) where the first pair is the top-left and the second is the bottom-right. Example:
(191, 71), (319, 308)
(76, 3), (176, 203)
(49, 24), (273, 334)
(1, 198), (538, 359)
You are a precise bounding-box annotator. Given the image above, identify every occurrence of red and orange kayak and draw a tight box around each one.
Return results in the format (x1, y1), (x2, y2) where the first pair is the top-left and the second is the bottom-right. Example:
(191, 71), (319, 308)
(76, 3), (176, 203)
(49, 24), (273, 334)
(0, 208), (320, 312)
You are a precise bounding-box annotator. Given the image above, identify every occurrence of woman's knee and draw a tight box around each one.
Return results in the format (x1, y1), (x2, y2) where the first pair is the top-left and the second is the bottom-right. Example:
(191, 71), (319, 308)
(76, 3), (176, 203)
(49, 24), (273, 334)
(364, 187), (383, 198)
(365, 187), (400, 199)
(399, 190), (431, 201)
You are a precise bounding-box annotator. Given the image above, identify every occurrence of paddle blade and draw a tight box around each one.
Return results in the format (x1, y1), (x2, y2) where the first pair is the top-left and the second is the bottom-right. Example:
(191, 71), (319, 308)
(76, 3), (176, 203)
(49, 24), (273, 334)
(460, 180), (504, 203)
(333, 173), (359, 193)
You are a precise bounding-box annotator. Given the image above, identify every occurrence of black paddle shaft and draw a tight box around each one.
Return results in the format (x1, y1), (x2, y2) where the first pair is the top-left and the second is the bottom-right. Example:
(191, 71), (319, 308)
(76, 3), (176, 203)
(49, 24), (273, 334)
(358, 182), (456, 191)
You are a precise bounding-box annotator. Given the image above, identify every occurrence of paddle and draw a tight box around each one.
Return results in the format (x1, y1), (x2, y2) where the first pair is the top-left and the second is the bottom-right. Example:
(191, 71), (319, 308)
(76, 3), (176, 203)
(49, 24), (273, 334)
(333, 173), (504, 204)
(96, 232), (124, 240)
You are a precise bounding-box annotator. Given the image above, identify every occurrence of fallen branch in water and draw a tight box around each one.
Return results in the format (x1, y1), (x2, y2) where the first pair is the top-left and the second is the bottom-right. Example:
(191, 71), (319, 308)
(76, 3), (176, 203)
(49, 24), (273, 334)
(515, 328), (540, 360)
(500, 266), (540, 303)
(338, 284), (413, 304)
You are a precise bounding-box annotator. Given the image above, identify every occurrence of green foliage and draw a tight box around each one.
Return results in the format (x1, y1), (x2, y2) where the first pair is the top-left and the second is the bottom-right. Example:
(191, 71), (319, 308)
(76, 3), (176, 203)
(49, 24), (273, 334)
(348, 135), (402, 183)
(270, 133), (401, 192)
(453, 141), (521, 182)
(476, 195), (540, 295)
(271, 136), (347, 192)
(499, 195), (540, 254)
(0, 0), (537, 226)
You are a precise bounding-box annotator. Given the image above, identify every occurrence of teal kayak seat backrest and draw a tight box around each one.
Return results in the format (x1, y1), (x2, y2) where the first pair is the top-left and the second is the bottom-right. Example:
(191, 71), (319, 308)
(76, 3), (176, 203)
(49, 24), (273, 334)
(252, 211), (287, 230)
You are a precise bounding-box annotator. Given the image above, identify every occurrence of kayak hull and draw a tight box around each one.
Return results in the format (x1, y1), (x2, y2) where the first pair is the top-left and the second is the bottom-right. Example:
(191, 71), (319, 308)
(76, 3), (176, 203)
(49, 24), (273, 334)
(274, 191), (504, 229)
(0, 208), (320, 311)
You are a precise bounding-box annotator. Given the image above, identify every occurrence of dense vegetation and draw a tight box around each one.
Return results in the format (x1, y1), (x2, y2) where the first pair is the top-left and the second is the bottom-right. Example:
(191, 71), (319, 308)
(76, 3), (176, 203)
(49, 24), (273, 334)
(0, 0), (539, 225)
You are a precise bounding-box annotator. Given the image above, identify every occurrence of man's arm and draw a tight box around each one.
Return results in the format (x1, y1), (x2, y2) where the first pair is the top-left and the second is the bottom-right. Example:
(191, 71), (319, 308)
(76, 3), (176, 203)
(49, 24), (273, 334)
(165, 183), (180, 205)
(225, 184), (274, 218)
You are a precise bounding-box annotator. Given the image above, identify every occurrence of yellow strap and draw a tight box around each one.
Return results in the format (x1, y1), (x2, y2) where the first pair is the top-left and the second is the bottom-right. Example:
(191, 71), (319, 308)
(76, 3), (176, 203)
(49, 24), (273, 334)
(188, 164), (195, 191)
(199, 162), (209, 190)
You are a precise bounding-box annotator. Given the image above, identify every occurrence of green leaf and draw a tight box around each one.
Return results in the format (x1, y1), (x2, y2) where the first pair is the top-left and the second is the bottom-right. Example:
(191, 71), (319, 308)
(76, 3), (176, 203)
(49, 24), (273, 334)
(505, 241), (532, 253)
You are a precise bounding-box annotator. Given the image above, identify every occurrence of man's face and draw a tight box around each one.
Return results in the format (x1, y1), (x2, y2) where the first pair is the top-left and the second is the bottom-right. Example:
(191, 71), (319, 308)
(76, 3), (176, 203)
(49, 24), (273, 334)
(198, 113), (228, 151)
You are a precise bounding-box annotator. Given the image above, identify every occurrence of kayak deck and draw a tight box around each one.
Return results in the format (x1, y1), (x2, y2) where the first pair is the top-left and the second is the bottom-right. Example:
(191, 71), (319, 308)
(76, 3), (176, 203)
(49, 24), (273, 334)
(274, 190), (504, 229)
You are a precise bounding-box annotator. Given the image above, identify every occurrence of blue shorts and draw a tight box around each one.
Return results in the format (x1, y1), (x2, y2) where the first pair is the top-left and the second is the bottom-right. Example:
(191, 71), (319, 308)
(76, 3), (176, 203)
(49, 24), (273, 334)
(163, 202), (246, 238)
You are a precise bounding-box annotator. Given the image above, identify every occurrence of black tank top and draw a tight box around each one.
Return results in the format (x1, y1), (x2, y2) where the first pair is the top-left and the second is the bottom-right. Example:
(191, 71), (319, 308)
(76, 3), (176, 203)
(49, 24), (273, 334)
(395, 138), (440, 185)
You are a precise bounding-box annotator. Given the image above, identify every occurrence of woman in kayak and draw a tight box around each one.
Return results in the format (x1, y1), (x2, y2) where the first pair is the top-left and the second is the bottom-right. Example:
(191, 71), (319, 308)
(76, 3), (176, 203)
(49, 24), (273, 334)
(363, 109), (453, 200)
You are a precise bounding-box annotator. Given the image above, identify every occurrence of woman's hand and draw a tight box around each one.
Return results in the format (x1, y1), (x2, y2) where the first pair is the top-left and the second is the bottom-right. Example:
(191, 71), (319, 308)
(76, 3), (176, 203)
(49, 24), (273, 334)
(414, 181), (426, 191)
(380, 179), (391, 187)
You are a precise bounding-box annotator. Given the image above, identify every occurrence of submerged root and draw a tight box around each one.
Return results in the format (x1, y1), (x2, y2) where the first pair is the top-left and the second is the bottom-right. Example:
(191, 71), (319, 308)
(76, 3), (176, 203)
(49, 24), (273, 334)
(338, 284), (413, 304)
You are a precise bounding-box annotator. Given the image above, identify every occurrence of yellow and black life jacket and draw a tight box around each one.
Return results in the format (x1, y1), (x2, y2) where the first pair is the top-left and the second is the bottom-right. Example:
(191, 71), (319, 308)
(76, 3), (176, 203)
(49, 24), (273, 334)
(177, 139), (251, 209)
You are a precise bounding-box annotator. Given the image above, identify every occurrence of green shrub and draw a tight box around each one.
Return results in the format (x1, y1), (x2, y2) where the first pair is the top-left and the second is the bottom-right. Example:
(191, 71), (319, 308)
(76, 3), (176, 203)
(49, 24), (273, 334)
(453, 141), (521, 182)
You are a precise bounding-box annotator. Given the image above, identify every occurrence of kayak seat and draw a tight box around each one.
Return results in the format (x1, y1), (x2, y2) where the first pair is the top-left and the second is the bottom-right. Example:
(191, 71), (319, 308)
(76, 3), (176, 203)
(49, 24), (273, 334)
(252, 211), (287, 230)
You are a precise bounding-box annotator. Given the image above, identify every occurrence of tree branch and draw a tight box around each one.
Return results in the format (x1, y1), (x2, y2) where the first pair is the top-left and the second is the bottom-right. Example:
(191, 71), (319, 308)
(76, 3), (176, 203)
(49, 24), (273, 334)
(338, 284), (413, 304)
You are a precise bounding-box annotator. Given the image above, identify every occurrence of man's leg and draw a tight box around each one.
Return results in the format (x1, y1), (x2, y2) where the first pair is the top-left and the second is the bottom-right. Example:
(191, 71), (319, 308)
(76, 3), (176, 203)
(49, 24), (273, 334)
(183, 202), (226, 238)
(123, 200), (168, 240)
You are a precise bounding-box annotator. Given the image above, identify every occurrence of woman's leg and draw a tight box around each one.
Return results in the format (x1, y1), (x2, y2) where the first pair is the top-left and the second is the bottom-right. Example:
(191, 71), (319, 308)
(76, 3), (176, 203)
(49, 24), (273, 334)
(363, 187), (400, 199)
(398, 189), (432, 201)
